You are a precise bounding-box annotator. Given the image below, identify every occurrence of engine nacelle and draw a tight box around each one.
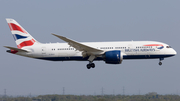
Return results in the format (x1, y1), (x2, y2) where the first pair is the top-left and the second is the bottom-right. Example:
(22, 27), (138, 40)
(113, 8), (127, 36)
(103, 50), (123, 64)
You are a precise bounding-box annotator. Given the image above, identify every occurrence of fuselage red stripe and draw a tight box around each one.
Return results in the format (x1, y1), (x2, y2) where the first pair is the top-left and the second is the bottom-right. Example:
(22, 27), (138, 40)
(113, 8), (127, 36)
(143, 44), (163, 46)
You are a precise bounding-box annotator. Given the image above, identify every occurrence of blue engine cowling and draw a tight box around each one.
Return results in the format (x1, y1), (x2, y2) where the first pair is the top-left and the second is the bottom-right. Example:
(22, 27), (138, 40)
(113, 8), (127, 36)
(103, 50), (123, 64)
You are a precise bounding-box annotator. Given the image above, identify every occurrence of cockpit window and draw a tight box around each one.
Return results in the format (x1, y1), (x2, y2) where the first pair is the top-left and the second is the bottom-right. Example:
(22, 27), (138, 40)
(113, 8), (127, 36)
(166, 46), (172, 48)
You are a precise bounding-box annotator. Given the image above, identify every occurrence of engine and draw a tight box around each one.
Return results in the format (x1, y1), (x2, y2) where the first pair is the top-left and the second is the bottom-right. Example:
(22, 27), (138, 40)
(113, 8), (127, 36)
(103, 50), (123, 64)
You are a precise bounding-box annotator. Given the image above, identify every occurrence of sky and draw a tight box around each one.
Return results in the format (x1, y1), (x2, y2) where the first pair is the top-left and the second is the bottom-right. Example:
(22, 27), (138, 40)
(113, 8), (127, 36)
(0, 0), (180, 96)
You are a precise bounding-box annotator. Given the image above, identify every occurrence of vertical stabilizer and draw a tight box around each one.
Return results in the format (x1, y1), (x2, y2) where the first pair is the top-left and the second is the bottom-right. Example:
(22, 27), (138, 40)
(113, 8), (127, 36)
(6, 18), (40, 49)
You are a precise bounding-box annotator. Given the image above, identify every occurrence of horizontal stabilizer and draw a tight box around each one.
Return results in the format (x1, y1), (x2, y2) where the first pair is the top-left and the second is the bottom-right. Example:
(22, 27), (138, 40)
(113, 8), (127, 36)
(4, 46), (29, 52)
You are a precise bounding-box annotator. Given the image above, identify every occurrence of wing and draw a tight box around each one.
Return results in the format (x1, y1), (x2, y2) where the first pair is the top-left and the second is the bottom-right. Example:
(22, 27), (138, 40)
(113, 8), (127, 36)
(51, 33), (104, 61)
(51, 34), (103, 52)
(4, 46), (29, 52)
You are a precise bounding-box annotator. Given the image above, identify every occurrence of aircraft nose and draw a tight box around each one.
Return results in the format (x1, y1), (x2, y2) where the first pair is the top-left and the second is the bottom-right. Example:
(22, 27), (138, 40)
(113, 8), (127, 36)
(172, 49), (177, 55)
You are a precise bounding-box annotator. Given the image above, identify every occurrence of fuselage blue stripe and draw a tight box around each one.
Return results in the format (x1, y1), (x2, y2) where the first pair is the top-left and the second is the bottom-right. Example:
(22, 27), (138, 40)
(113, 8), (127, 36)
(36, 55), (174, 61)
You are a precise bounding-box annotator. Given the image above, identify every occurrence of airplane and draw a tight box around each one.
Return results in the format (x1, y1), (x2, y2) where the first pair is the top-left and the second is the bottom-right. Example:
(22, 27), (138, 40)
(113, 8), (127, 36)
(4, 18), (177, 69)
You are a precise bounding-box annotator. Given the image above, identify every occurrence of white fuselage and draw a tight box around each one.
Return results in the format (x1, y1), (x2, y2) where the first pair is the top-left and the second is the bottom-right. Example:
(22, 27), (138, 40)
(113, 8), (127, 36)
(16, 41), (176, 62)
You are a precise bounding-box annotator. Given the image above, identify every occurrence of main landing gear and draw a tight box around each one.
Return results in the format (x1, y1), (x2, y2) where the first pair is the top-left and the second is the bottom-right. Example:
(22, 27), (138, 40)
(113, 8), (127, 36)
(86, 55), (96, 69)
(159, 58), (164, 66)
(87, 62), (95, 69)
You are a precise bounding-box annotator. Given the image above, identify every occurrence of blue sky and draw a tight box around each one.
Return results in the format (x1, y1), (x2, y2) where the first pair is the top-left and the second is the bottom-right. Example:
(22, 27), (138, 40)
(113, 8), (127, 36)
(0, 0), (180, 96)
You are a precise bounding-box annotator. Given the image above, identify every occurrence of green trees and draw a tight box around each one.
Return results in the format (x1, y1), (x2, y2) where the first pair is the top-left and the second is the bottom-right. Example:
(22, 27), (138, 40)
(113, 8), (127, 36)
(1, 94), (180, 101)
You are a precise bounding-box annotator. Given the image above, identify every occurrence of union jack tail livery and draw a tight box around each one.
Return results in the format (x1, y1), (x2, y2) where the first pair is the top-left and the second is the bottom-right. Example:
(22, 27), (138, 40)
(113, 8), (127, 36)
(6, 18), (40, 49)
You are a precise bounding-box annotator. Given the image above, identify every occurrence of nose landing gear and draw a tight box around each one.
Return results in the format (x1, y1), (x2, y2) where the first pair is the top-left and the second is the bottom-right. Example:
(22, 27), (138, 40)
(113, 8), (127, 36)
(159, 58), (164, 66)
(159, 61), (162, 66)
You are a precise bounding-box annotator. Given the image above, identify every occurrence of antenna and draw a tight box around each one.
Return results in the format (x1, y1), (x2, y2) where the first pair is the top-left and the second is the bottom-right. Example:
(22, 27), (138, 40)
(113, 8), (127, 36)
(4, 89), (6, 101)
(63, 87), (65, 95)
(29, 93), (32, 98)
(177, 89), (179, 95)
(123, 86), (125, 95)
(113, 89), (115, 96)
(139, 89), (141, 95)
(4, 89), (6, 98)
(101, 87), (104, 96)
(94, 91), (96, 96)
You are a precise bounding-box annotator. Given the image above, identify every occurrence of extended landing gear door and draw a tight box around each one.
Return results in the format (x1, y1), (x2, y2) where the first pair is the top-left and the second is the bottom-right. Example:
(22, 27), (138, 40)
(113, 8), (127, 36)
(41, 47), (46, 56)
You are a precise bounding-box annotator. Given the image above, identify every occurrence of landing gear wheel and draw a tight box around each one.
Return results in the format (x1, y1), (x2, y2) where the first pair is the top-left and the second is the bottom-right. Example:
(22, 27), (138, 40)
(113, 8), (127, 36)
(87, 64), (91, 69)
(158, 58), (164, 66)
(91, 63), (95, 68)
(86, 62), (95, 69)
(159, 62), (162, 66)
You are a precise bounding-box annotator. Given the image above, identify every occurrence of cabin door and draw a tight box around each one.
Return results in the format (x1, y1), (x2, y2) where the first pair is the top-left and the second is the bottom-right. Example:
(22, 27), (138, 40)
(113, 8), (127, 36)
(41, 47), (46, 56)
